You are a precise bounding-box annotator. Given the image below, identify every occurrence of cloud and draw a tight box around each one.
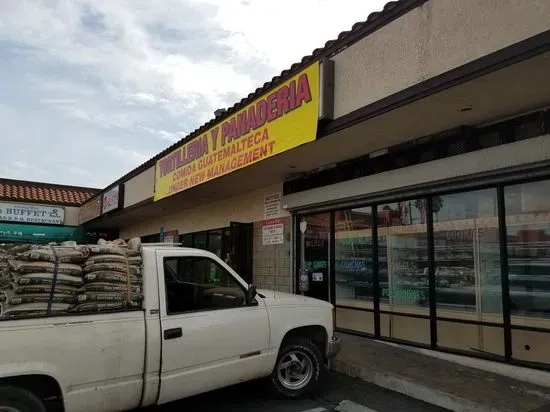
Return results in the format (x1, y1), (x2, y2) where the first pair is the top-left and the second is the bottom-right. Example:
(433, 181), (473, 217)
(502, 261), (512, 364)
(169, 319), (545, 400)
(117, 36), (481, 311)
(0, 0), (388, 188)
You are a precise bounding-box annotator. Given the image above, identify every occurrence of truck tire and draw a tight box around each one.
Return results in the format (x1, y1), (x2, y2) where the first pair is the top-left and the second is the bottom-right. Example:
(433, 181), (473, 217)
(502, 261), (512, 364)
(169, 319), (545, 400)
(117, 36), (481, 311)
(269, 338), (326, 399)
(0, 386), (47, 412)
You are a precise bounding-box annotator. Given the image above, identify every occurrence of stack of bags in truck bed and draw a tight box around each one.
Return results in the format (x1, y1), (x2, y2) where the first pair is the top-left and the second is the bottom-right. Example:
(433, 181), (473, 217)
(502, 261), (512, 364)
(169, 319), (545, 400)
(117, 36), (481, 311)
(0, 238), (143, 319)
(0, 243), (87, 318)
(72, 238), (143, 312)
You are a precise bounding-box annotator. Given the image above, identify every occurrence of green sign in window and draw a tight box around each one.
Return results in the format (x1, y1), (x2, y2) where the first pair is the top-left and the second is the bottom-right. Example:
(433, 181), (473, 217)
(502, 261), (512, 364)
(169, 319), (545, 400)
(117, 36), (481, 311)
(381, 287), (426, 300)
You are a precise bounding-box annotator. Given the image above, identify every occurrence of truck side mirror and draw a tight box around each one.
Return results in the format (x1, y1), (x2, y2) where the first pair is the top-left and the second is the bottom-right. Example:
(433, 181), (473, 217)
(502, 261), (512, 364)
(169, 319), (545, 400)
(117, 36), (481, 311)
(246, 284), (257, 305)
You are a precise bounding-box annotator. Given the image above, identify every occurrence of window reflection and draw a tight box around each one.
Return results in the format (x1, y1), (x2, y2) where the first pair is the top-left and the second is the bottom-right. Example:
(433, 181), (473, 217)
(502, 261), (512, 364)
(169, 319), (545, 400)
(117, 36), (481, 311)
(433, 189), (502, 317)
(180, 233), (193, 247)
(334, 208), (373, 306)
(193, 232), (207, 250)
(208, 230), (222, 258)
(377, 200), (429, 309)
(505, 180), (550, 320)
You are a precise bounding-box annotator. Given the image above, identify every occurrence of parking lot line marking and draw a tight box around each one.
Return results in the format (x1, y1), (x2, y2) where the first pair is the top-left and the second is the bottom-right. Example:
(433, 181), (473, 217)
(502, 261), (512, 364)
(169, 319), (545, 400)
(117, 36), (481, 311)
(335, 400), (378, 412)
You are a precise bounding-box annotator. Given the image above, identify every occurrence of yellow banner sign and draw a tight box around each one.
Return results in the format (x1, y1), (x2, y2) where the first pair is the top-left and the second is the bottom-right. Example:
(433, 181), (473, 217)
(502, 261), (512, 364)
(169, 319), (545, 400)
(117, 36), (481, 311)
(154, 62), (319, 201)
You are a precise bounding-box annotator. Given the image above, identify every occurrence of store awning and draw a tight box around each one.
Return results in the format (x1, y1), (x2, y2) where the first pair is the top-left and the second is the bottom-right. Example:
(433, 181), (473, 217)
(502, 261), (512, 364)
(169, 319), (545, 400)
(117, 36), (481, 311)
(0, 223), (82, 243)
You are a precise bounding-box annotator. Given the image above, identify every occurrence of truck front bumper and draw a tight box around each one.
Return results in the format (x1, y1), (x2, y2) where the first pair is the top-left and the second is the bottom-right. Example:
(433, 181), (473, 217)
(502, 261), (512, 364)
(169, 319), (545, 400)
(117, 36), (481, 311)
(327, 335), (341, 359)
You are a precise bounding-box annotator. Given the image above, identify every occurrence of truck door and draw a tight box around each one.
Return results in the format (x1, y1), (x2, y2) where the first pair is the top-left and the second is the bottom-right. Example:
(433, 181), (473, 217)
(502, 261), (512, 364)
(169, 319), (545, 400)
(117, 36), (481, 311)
(155, 250), (271, 405)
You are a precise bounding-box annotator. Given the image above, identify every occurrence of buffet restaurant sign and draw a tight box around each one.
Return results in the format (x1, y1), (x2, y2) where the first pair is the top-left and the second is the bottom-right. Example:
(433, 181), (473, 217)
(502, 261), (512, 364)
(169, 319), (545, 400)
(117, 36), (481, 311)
(0, 202), (65, 225)
(154, 62), (320, 201)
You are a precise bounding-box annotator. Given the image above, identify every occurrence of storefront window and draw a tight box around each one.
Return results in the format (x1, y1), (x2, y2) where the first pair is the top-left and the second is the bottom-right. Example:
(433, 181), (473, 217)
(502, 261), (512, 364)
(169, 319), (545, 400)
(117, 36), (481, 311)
(334, 208), (373, 306)
(505, 180), (550, 321)
(180, 233), (193, 247)
(141, 233), (160, 243)
(193, 232), (207, 250)
(295, 178), (550, 365)
(378, 200), (429, 344)
(378, 200), (429, 308)
(433, 189), (503, 355)
(208, 230), (223, 258)
(434, 189), (502, 315)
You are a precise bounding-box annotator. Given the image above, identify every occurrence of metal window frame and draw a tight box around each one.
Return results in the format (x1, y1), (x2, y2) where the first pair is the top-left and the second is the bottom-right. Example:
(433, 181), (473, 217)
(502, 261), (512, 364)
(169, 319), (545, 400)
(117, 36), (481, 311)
(295, 172), (550, 371)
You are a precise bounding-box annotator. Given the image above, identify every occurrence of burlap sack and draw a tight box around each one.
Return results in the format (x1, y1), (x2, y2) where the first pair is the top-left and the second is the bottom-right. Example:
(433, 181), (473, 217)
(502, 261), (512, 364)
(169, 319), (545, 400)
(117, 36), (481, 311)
(87, 245), (126, 256)
(83, 271), (142, 284)
(0, 302), (71, 318)
(13, 272), (83, 287)
(98, 238), (126, 247)
(70, 301), (141, 312)
(90, 238), (141, 257)
(83, 282), (142, 293)
(84, 254), (142, 266)
(83, 263), (141, 276)
(5, 244), (31, 255)
(11, 283), (79, 296)
(0, 288), (75, 305)
(18, 245), (89, 264)
(9, 261), (82, 276)
(127, 237), (141, 253)
(77, 291), (143, 303)
(0, 270), (10, 289)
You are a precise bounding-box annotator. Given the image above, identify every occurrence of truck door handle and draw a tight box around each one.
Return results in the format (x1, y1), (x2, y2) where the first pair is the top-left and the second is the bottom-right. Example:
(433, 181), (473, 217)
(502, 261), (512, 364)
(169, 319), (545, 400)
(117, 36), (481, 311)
(164, 328), (183, 340)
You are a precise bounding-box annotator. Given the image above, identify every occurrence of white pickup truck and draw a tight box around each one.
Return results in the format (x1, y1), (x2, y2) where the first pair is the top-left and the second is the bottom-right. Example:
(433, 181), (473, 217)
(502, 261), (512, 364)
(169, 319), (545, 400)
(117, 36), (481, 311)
(0, 245), (340, 412)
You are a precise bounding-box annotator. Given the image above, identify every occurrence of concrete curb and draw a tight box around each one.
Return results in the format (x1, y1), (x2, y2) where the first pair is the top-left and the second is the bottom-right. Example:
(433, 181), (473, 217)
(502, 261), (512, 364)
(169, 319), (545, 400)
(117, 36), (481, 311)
(331, 358), (502, 412)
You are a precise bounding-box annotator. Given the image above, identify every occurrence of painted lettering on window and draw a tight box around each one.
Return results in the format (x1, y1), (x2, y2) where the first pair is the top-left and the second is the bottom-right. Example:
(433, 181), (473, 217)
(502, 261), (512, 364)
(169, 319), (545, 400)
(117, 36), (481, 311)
(304, 260), (327, 270)
(381, 287), (426, 300)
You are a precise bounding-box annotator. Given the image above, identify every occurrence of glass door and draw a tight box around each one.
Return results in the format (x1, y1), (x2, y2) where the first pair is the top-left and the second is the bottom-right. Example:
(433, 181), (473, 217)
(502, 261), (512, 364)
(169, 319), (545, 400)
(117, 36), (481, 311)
(229, 222), (253, 285)
(297, 213), (330, 302)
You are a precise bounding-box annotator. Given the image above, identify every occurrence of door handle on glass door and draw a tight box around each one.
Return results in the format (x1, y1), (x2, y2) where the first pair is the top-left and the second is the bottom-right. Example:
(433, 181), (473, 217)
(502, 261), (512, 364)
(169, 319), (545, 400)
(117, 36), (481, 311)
(164, 327), (183, 340)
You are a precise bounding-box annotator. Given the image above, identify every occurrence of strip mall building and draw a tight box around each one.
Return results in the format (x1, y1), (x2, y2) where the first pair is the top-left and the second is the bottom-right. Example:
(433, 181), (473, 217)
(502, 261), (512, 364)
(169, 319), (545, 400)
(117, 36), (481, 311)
(0, 179), (106, 244)
(67, 0), (550, 369)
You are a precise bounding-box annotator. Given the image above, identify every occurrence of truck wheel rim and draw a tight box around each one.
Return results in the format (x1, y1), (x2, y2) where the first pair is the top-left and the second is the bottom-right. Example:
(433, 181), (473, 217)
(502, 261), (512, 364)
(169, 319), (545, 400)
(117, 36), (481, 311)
(277, 350), (314, 390)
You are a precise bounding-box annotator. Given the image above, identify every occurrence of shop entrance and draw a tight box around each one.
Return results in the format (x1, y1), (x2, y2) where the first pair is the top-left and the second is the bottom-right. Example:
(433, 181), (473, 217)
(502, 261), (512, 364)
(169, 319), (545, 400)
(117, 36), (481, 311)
(180, 222), (253, 284)
(296, 213), (331, 302)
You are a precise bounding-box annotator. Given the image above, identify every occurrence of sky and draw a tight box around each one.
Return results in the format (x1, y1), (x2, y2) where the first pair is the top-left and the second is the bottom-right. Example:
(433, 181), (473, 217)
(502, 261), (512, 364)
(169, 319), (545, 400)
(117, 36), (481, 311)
(0, 0), (389, 189)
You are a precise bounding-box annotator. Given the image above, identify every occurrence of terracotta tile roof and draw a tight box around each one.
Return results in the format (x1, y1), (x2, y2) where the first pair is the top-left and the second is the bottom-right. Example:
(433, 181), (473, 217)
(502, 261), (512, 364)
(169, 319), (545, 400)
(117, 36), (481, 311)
(101, 0), (426, 193)
(0, 179), (100, 207)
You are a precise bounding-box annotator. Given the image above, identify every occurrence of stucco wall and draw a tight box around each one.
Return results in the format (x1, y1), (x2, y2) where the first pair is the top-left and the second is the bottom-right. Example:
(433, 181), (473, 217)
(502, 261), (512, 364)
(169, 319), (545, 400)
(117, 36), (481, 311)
(119, 183), (289, 238)
(124, 166), (155, 208)
(119, 183), (292, 292)
(253, 216), (292, 293)
(333, 0), (550, 118)
(63, 206), (81, 226)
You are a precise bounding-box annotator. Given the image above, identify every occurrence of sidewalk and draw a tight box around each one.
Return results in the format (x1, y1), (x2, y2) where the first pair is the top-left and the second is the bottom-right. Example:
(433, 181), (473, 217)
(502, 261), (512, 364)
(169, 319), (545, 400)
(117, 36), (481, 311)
(331, 333), (550, 412)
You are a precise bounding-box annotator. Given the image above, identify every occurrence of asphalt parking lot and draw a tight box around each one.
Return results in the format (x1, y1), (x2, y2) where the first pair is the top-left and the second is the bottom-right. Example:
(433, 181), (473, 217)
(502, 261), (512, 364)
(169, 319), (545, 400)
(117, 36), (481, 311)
(154, 371), (449, 412)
